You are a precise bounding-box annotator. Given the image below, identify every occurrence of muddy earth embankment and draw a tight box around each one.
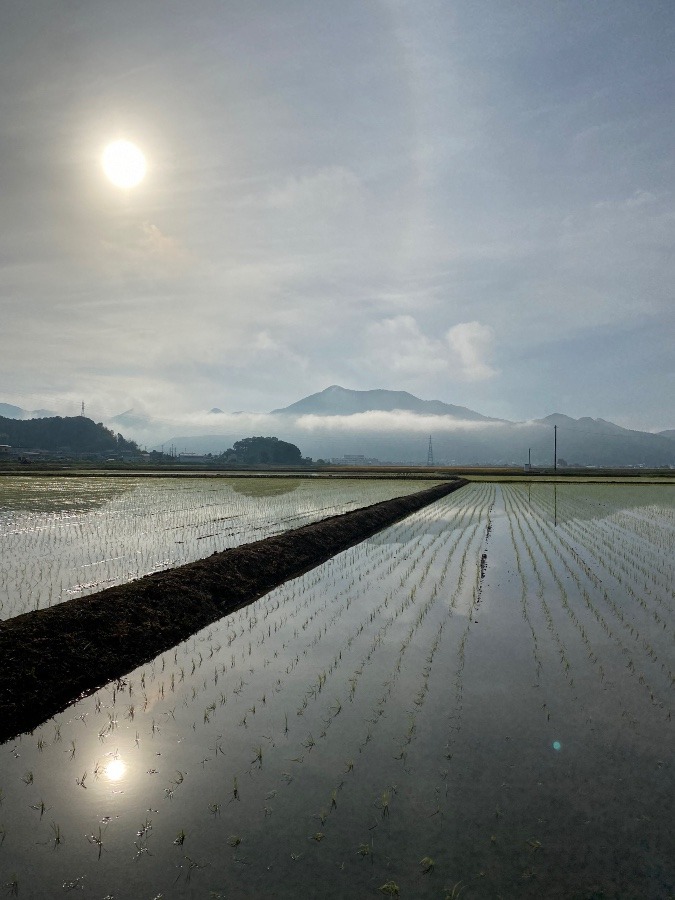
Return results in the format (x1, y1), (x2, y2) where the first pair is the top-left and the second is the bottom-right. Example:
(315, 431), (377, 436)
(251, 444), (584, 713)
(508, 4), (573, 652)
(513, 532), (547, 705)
(0, 479), (467, 743)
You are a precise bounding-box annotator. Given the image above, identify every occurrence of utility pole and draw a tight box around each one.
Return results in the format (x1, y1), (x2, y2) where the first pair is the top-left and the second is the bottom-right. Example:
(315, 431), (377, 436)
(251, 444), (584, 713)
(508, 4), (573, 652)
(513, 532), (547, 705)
(80, 401), (85, 418)
(553, 425), (557, 471)
(426, 435), (434, 467)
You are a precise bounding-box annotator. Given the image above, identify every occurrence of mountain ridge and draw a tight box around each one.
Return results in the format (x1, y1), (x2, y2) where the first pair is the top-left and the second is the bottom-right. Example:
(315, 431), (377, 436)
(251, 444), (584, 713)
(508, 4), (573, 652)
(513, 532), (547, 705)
(1, 388), (673, 466)
(271, 385), (501, 421)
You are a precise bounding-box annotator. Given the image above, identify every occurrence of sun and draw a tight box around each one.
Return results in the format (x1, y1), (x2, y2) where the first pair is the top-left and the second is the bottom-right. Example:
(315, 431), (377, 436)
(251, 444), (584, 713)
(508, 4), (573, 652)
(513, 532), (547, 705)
(102, 140), (147, 189)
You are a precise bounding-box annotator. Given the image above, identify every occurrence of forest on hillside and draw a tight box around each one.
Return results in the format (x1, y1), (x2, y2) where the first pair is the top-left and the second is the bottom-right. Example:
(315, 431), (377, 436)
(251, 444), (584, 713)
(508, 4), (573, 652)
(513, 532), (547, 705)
(0, 416), (139, 453)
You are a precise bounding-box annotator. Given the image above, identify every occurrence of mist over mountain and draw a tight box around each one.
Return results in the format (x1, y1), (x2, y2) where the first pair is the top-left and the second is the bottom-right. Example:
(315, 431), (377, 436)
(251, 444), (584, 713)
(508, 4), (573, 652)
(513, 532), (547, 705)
(147, 386), (674, 467)
(2, 387), (672, 466)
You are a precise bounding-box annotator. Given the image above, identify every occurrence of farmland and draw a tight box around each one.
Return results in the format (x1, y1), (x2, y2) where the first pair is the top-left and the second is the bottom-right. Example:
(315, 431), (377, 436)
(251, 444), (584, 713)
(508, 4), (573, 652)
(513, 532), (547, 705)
(0, 480), (673, 897)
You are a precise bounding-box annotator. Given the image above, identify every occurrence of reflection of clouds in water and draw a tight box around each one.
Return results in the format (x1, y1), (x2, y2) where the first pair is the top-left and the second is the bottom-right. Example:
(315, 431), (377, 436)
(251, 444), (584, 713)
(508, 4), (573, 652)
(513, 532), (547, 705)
(229, 478), (301, 499)
(520, 482), (675, 525)
(0, 477), (130, 517)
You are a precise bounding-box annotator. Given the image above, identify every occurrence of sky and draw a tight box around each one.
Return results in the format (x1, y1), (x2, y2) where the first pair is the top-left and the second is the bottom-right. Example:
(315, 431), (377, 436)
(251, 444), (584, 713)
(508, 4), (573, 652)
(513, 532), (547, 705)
(1, 0), (674, 432)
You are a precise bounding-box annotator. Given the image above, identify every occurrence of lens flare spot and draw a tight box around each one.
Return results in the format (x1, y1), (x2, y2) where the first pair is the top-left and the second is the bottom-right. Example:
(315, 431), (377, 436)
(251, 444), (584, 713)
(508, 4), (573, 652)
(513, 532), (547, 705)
(552, 740), (562, 752)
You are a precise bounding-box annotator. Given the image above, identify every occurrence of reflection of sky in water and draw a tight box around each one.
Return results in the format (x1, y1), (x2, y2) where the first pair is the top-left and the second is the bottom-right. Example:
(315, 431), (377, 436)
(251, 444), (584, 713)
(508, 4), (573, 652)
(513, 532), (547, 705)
(0, 483), (671, 898)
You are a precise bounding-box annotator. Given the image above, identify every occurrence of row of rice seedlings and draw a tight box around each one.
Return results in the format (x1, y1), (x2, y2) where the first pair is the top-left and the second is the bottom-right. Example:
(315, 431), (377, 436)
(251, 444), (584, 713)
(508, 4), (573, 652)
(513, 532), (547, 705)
(256, 487), (495, 871)
(316, 488), (494, 800)
(532, 485), (674, 614)
(529, 493), (675, 673)
(441, 489), (496, 767)
(365, 490), (498, 893)
(400, 510), (491, 768)
(516, 485), (674, 684)
(503, 486), (637, 731)
(502, 490), (582, 711)
(504, 486), (671, 720)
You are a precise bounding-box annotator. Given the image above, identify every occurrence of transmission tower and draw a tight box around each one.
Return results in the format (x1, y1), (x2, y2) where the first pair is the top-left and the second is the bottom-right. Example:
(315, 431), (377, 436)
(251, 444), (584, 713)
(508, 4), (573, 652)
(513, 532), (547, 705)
(81, 401), (85, 417)
(426, 435), (434, 467)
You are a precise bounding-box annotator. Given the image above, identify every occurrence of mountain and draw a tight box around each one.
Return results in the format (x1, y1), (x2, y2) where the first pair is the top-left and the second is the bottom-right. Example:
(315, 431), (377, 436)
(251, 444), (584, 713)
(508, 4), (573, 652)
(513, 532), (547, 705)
(659, 429), (675, 442)
(0, 402), (57, 419)
(530, 415), (674, 467)
(271, 385), (498, 421)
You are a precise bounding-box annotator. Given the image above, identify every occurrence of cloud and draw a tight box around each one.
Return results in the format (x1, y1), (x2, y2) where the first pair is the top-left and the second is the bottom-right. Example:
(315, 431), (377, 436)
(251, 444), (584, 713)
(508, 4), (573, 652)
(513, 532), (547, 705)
(367, 316), (448, 376)
(294, 411), (506, 434)
(100, 407), (511, 450)
(446, 321), (498, 381)
(365, 316), (498, 382)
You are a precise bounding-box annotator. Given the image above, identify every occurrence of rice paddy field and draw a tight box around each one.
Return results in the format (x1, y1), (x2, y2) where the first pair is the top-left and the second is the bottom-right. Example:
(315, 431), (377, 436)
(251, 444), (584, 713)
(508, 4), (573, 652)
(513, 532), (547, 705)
(0, 476), (431, 620)
(0, 479), (673, 898)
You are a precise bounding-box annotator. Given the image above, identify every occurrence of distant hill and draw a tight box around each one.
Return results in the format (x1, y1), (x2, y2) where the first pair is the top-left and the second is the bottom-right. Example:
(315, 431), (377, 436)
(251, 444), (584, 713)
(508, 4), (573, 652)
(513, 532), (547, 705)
(0, 402), (57, 419)
(271, 385), (498, 421)
(0, 416), (139, 455)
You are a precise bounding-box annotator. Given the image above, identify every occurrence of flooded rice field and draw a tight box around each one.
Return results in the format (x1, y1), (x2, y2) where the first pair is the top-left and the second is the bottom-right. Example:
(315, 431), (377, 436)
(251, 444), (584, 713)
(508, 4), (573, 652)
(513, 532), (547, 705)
(0, 476), (430, 620)
(0, 481), (673, 898)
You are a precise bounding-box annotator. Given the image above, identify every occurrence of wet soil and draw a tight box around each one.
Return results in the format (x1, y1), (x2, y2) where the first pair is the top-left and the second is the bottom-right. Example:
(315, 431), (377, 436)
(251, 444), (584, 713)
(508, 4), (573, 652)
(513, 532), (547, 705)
(0, 479), (467, 743)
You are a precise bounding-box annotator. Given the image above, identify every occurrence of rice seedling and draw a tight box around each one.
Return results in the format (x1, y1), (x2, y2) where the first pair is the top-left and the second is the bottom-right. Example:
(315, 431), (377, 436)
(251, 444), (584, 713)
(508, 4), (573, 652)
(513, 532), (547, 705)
(87, 826), (106, 859)
(49, 821), (63, 848)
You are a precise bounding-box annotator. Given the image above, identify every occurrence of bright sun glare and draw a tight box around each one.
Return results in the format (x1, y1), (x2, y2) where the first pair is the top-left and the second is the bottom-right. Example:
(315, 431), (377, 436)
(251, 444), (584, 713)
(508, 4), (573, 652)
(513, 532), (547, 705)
(104, 758), (127, 781)
(102, 140), (147, 189)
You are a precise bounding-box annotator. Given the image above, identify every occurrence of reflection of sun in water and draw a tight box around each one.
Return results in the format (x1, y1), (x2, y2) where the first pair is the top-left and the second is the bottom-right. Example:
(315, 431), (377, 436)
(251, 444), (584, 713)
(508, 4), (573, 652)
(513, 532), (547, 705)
(102, 140), (147, 189)
(105, 759), (127, 781)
